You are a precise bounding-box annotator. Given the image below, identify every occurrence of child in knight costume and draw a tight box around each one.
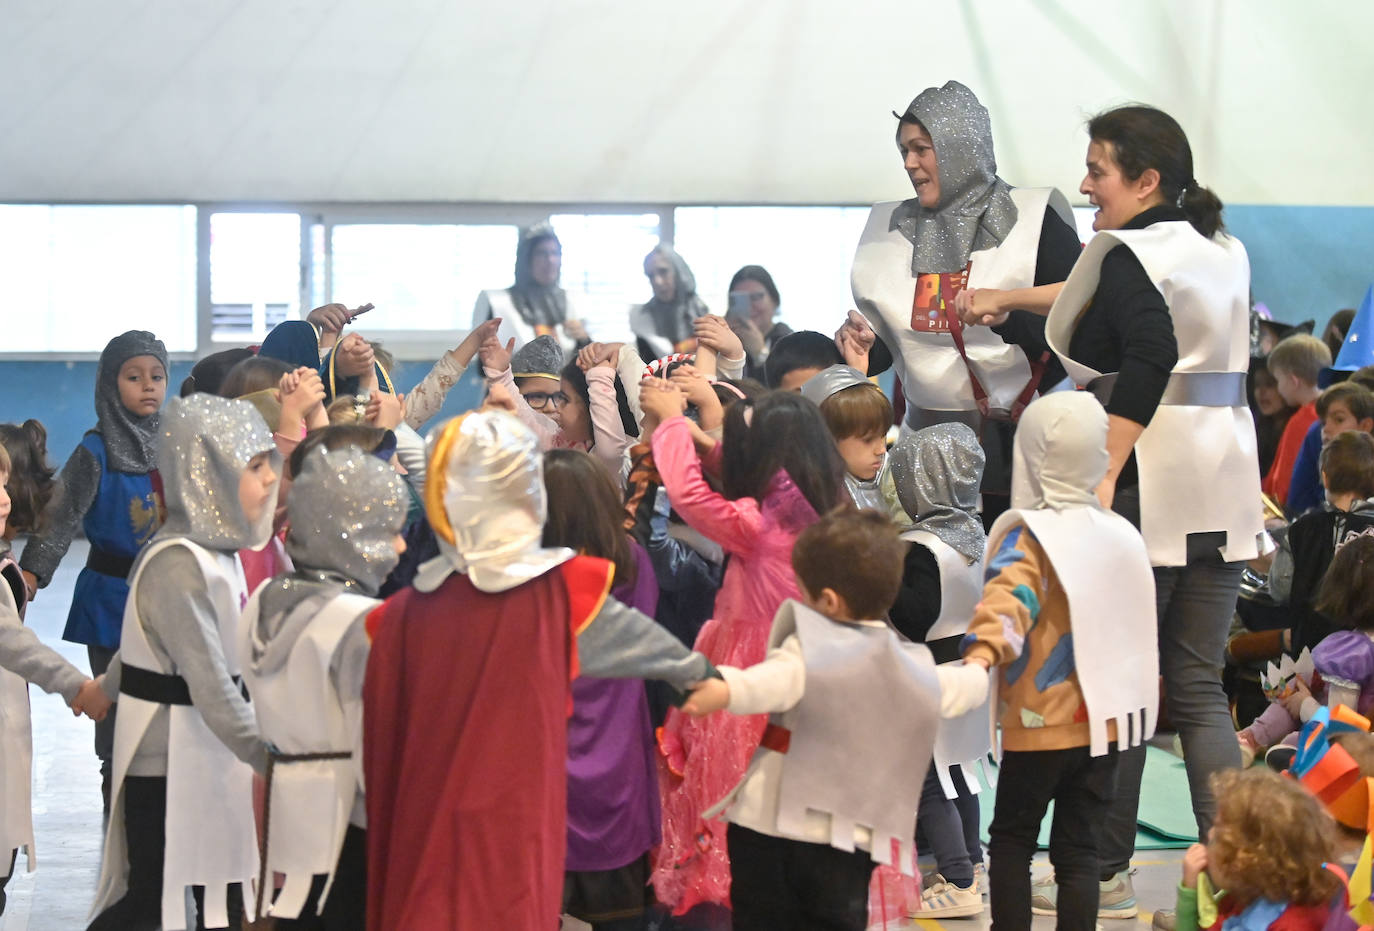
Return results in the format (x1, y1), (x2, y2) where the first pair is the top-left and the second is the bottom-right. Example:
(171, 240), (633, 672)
(363, 409), (716, 930)
(683, 508), (988, 931)
(0, 436), (111, 915)
(20, 330), (169, 812)
(961, 391), (1158, 931)
(888, 422), (990, 918)
(799, 364), (905, 521)
(849, 80), (1080, 519)
(239, 446), (409, 928)
(89, 393), (280, 931)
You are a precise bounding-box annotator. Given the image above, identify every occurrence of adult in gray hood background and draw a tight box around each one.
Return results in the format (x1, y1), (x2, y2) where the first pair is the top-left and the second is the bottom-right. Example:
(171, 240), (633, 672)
(631, 243), (711, 362)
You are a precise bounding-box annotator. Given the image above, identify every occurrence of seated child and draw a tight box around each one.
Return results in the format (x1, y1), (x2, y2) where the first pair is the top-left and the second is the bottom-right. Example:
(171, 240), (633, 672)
(961, 391), (1159, 931)
(240, 445), (409, 926)
(1285, 380), (1374, 515)
(1175, 768), (1339, 931)
(800, 364), (904, 518)
(1264, 335), (1332, 508)
(682, 508), (989, 931)
(1, 428), (111, 915)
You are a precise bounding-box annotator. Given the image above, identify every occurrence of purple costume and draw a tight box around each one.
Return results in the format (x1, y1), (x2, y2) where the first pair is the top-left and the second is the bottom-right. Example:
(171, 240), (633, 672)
(1248, 630), (1374, 747)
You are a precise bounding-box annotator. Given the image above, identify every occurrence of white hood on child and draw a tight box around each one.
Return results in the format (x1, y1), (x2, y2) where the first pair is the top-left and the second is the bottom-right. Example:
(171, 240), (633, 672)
(1009, 391), (1109, 512)
(413, 410), (573, 594)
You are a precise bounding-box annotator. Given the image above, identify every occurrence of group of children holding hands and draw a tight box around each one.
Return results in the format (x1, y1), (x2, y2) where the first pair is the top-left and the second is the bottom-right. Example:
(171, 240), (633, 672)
(2, 299), (1374, 931)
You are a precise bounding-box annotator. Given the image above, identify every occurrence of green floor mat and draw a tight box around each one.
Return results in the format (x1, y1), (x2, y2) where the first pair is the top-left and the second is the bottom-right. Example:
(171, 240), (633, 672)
(974, 745), (1197, 850)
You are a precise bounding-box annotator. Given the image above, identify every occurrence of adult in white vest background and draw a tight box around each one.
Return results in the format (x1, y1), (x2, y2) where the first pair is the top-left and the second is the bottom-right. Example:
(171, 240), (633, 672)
(965, 105), (1262, 919)
(472, 223), (591, 356)
(846, 80), (1082, 524)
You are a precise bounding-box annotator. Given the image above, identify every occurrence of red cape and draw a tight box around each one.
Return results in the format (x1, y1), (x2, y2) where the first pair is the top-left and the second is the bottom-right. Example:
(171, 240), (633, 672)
(363, 555), (613, 930)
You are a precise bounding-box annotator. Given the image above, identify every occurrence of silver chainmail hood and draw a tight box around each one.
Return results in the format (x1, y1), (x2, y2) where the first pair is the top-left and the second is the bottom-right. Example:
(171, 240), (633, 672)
(511, 334), (568, 380)
(95, 330), (169, 474)
(639, 243), (711, 345)
(285, 447), (408, 595)
(889, 422), (986, 563)
(891, 80), (1019, 275)
(154, 393), (279, 552)
(509, 223), (569, 329)
(414, 410), (573, 594)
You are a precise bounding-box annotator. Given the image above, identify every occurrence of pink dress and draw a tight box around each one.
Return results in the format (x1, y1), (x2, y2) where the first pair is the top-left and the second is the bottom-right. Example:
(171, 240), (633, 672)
(647, 414), (820, 913)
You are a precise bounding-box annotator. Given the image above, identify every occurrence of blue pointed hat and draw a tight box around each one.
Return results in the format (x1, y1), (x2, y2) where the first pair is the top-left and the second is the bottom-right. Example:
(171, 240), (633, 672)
(1321, 285), (1374, 387)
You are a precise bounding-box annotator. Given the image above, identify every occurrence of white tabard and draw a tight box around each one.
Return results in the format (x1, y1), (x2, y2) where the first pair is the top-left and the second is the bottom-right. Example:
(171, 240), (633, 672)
(473, 289), (588, 356)
(0, 561), (35, 870)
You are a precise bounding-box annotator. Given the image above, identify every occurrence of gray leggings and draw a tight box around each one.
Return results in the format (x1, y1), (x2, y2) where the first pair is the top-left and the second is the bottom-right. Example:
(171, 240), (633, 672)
(1099, 527), (1242, 874)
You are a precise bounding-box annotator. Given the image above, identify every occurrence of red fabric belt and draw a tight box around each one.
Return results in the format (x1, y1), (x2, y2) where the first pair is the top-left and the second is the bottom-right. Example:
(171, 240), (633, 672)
(760, 723), (791, 754)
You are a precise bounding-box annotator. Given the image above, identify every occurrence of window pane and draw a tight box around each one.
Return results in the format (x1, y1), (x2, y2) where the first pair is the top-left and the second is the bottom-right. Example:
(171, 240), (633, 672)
(672, 206), (872, 337)
(0, 205), (196, 353)
(329, 224), (518, 331)
(550, 213), (660, 343)
(210, 212), (301, 342)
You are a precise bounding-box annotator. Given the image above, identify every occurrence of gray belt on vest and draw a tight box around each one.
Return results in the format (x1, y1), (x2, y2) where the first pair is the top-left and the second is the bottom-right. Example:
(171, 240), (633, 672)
(1087, 371), (1247, 408)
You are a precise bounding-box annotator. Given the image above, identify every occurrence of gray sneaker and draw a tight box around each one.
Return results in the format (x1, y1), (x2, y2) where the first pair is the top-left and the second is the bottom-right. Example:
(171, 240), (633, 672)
(1029, 869), (1139, 919)
(1152, 908), (1177, 930)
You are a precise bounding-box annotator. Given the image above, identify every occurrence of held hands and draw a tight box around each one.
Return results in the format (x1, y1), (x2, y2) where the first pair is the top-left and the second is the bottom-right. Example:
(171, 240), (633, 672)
(682, 678), (731, 717)
(576, 342), (624, 372)
(638, 378), (688, 422)
(834, 310), (876, 371)
(1182, 843), (1208, 889)
(694, 315), (745, 362)
(335, 332), (376, 379)
(278, 367), (326, 425)
(954, 288), (1009, 328)
(71, 677), (111, 722)
(366, 391), (406, 430)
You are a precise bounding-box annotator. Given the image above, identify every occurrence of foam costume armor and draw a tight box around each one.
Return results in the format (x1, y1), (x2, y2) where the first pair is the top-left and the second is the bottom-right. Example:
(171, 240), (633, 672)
(851, 82), (1074, 428)
(985, 392), (1159, 756)
(890, 423), (993, 795)
(91, 394), (279, 930)
(473, 224), (590, 354)
(239, 448), (408, 920)
(363, 411), (713, 930)
(1045, 220), (1263, 566)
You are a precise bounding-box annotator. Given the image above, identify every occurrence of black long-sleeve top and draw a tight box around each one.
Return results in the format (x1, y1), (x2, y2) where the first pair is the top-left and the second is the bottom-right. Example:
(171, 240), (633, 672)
(887, 542), (941, 644)
(1065, 204), (1183, 490)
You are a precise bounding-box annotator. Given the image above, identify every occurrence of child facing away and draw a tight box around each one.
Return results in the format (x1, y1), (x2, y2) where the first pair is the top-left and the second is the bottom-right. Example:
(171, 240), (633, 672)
(682, 508), (988, 931)
(1175, 768), (1341, 931)
(1264, 334), (1333, 508)
(89, 394), (279, 931)
(19, 330), (168, 813)
(799, 364), (905, 519)
(0, 427), (111, 915)
(239, 443), (409, 927)
(961, 391), (1159, 931)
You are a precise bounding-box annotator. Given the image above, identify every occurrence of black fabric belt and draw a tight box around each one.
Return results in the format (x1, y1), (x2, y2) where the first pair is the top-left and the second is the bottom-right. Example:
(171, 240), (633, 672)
(86, 546), (136, 580)
(927, 634), (966, 666)
(120, 664), (249, 705)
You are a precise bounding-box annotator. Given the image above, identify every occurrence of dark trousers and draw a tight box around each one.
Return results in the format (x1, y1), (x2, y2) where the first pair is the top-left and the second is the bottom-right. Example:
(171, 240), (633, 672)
(727, 823), (874, 931)
(86, 776), (244, 931)
(987, 747), (1118, 931)
(0, 848), (16, 916)
(917, 765), (975, 886)
(87, 645), (117, 815)
(949, 766), (984, 865)
(272, 824), (367, 930)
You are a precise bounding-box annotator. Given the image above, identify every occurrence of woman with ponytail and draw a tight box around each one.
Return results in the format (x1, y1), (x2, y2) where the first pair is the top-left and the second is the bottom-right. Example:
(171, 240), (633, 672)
(1005, 106), (1262, 920)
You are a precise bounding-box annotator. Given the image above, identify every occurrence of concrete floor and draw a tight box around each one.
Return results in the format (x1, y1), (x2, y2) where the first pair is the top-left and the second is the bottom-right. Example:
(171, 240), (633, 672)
(4, 540), (1188, 930)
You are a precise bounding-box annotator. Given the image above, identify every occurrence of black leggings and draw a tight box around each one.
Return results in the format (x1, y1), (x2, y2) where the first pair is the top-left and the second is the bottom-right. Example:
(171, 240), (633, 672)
(271, 824), (367, 930)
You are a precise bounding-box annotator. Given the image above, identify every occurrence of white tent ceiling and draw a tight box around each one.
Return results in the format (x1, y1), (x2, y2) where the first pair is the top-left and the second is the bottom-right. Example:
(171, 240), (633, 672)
(4, 0), (1371, 206)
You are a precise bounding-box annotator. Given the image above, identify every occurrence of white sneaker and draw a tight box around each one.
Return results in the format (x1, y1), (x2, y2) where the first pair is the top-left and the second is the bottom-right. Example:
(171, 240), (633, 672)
(973, 862), (988, 896)
(915, 874), (985, 919)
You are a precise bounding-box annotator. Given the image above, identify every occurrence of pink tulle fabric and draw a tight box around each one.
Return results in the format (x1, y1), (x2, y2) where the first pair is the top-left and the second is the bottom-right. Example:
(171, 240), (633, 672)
(647, 416), (822, 914)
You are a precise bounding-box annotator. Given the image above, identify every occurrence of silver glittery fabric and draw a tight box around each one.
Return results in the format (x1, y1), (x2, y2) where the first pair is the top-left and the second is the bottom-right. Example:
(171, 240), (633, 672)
(891, 80), (1019, 275)
(889, 422), (986, 563)
(95, 330), (169, 474)
(799, 364), (870, 407)
(154, 393), (280, 552)
(510, 334), (567, 379)
(285, 447), (408, 596)
(413, 411), (573, 594)
(639, 243), (710, 344)
(508, 224), (569, 329)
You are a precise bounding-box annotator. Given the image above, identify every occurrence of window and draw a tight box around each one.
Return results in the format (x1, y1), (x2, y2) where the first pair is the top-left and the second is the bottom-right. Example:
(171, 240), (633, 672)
(0, 205), (197, 353)
(327, 223), (519, 333)
(672, 206), (872, 337)
(210, 212), (301, 342)
(549, 213), (661, 343)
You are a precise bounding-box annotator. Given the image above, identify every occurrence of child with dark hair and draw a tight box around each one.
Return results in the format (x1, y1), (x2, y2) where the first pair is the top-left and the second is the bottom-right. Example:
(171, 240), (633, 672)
(682, 508), (987, 931)
(179, 348), (255, 398)
(20, 330), (168, 813)
(638, 382), (845, 916)
(763, 330), (846, 391)
(0, 422), (56, 538)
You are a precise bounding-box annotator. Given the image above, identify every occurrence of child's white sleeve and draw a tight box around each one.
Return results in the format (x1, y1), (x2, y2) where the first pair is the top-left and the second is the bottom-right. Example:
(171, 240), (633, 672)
(720, 635), (806, 715)
(0, 604), (87, 703)
(936, 663), (990, 719)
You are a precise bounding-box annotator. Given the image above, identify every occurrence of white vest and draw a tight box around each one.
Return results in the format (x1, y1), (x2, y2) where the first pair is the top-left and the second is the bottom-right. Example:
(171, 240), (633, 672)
(0, 561), (35, 869)
(473, 289), (583, 356)
(851, 188), (1074, 418)
(1045, 221), (1264, 566)
(92, 538), (260, 930)
(238, 589), (375, 920)
(902, 530), (993, 797)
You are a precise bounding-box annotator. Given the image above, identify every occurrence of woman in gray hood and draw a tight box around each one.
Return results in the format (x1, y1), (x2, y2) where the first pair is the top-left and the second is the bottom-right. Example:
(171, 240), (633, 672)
(89, 393), (280, 931)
